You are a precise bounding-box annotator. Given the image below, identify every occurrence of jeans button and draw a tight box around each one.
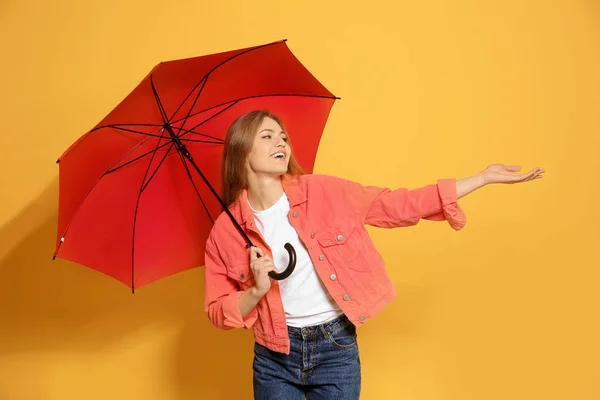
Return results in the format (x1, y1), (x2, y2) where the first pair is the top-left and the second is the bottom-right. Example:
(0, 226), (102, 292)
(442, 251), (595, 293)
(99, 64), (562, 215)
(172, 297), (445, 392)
(359, 315), (366, 321)
(337, 235), (343, 241)
(330, 274), (337, 281)
(343, 294), (349, 301)
(319, 255), (325, 261)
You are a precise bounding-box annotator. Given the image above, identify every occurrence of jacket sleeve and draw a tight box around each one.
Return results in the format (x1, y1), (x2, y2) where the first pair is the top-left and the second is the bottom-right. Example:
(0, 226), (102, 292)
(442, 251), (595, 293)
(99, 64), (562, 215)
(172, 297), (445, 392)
(203, 233), (258, 330)
(334, 176), (466, 230)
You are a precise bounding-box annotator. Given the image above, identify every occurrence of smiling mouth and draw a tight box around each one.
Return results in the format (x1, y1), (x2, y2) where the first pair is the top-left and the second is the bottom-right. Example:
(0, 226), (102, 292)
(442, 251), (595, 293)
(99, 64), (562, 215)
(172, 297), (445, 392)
(271, 152), (285, 159)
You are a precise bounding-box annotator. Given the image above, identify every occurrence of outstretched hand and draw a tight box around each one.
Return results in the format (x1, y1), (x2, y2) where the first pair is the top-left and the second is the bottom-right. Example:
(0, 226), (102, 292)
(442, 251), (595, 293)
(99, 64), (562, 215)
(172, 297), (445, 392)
(481, 164), (545, 185)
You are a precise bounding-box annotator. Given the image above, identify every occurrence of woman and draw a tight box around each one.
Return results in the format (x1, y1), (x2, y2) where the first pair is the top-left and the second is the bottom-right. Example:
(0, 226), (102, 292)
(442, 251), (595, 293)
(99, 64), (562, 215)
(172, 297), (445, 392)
(204, 110), (544, 399)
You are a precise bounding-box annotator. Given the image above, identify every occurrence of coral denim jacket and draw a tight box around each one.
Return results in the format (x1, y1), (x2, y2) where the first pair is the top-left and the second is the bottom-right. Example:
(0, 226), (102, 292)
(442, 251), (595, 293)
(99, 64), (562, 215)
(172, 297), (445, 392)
(203, 173), (466, 354)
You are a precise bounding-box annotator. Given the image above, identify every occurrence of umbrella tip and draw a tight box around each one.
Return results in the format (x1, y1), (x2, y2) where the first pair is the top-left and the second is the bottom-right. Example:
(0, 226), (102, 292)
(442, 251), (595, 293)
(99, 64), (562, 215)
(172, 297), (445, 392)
(56, 159), (60, 163)
(283, 38), (288, 42)
(335, 96), (342, 100)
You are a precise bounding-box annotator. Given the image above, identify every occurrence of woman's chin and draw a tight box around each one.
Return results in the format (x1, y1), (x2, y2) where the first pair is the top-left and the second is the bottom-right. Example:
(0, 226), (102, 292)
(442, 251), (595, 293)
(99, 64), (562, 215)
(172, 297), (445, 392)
(254, 169), (287, 179)
(270, 164), (290, 175)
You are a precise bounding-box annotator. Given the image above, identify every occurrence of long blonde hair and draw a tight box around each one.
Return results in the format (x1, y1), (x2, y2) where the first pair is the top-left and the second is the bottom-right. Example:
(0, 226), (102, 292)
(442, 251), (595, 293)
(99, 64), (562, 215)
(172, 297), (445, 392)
(221, 110), (304, 206)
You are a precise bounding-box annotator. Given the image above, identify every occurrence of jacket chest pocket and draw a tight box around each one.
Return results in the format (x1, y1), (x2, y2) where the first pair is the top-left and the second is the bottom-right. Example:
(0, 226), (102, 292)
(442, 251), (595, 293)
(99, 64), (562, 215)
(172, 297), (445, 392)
(225, 261), (255, 289)
(317, 220), (362, 267)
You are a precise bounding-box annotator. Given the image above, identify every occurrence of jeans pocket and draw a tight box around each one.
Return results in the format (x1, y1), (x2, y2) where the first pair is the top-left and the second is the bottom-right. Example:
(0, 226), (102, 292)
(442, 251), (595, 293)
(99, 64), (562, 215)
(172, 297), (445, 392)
(325, 323), (357, 350)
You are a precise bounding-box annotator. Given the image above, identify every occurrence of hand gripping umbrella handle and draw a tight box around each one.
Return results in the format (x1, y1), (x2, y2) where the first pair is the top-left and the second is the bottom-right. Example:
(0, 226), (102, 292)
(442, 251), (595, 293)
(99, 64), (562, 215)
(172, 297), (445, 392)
(266, 243), (297, 280)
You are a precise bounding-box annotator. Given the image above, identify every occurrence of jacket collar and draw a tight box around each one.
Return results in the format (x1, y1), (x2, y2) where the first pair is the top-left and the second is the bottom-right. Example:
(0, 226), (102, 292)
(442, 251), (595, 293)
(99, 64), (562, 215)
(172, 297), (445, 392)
(233, 173), (307, 225)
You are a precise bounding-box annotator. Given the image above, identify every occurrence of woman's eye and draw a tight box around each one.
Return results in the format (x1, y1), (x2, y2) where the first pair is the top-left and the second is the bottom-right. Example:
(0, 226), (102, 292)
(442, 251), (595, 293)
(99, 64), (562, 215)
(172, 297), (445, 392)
(263, 135), (271, 139)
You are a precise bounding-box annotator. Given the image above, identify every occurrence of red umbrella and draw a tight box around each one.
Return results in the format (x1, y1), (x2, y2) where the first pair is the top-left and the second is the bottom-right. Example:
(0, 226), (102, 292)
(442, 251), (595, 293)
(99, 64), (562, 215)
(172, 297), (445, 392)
(54, 39), (338, 292)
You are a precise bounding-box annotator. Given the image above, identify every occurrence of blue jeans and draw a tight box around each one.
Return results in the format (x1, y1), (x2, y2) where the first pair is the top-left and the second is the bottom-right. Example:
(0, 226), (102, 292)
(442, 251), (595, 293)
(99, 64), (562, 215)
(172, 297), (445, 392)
(252, 314), (361, 399)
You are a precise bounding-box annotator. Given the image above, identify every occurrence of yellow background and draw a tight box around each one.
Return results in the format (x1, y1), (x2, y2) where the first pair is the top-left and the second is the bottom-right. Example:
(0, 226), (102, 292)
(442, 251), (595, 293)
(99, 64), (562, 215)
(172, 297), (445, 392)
(1, 0), (599, 399)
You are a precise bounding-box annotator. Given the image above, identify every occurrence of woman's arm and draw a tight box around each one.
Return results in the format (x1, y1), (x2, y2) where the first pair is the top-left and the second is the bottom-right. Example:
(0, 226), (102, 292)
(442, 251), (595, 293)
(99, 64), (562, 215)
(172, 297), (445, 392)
(456, 173), (486, 199)
(204, 235), (259, 330)
(327, 163), (544, 231)
(239, 288), (264, 318)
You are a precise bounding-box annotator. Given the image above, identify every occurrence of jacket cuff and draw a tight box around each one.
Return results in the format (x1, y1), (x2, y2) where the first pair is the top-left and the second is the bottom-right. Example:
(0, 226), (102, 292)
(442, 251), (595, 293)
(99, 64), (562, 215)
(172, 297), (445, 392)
(437, 178), (467, 231)
(222, 291), (259, 329)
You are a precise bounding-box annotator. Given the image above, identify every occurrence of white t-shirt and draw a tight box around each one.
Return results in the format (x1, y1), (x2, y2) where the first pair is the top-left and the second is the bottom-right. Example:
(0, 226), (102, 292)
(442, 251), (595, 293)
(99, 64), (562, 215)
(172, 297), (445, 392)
(249, 192), (343, 327)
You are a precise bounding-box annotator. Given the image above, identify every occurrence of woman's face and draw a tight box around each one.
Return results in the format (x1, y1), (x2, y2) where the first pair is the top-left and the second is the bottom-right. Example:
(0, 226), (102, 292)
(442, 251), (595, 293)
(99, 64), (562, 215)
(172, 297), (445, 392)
(246, 117), (290, 178)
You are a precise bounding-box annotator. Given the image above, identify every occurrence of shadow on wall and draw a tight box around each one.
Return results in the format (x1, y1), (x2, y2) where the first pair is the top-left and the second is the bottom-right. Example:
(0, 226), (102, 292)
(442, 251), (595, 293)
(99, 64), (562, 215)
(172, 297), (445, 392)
(0, 178), (255, 399)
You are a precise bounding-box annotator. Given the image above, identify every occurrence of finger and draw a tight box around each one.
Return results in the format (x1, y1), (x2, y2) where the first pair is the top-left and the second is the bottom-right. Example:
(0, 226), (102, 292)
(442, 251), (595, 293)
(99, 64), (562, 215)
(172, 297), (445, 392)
(250, 247), (263, 261)
(525, 170), (542, 181)
(257, 263), (277, 276)
(523, 169), (538, 180)
(532, 169), (544, 179)
(531, 167), (544, 177)
(254, 256), (274, 269)
(532, 167), (544, 176)
(264, 264), (276, 272)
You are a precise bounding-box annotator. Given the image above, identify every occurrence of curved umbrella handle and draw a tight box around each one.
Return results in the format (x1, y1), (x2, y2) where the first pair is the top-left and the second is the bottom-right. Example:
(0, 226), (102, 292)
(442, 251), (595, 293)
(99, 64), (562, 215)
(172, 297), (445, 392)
(267, 243), (297, 280)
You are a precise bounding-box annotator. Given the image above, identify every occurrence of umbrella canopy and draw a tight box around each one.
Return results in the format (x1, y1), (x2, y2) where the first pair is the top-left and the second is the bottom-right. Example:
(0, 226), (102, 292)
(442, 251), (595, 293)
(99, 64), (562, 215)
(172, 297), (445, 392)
(54, 39), (338, 292)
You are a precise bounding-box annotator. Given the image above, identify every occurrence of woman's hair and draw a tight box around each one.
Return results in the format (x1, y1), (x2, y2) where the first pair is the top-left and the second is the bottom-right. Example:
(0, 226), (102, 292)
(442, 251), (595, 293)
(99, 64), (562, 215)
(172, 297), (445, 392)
(221, 110), (305, 206)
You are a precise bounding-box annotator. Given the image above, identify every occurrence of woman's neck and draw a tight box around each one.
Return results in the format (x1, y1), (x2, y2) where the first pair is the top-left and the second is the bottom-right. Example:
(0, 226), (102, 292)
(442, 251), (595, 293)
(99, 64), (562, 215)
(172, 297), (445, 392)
(246, 174), (284, 211)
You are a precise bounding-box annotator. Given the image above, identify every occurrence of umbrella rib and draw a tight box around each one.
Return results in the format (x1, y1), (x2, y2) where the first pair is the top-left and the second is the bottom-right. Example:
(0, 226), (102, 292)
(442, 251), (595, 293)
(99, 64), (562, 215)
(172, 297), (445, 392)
(106, 137), (223, 175)
(107, 140), (171, 174)
(130, 127), (169, 292)
(170, 100), (235, 126)
(174, 100), (239, 142)
(150, 74), (170, 124)
(139, 143), (175, 194)
(176, 128), (225, 143)
(90, 123), (163, 133)
(173, 145), (215, 225)
(107, 125), (172, 139)
(171, 75), (209, 136)
(167, 40), (281, 126)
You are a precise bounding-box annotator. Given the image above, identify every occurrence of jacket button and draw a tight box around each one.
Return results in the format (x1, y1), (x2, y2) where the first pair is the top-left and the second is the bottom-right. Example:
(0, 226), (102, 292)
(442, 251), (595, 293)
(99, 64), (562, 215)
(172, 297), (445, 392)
(359, 315), (366, 321)
(293, 211), (299, 217)
(319, 255), (325, 261)
(311, 232), (315, 238)
(330, 274), (337, 280)
(337, 235), (343, 241)
(240, 273), (245, 280)
(343, 294), (349, 301)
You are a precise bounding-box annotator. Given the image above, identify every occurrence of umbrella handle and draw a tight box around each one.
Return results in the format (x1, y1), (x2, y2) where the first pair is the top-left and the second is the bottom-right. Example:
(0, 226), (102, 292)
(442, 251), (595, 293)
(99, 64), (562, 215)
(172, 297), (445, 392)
(267, 243), (297, 280)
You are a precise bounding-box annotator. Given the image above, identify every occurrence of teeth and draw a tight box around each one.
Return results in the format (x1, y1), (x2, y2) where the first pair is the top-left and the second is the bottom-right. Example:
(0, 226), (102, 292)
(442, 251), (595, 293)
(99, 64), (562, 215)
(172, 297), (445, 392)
(271, 153), (284, 158)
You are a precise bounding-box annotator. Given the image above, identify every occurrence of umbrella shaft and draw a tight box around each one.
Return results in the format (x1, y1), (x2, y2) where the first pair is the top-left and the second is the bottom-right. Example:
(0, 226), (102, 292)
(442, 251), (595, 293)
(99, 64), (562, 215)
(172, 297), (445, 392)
(164, 123), (254, 249)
